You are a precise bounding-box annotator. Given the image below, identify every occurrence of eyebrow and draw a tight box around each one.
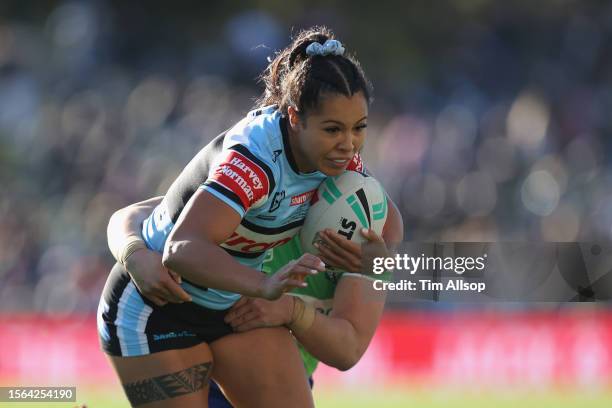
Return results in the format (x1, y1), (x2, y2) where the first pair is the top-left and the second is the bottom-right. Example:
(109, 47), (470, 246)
(320, 116), (368, 125)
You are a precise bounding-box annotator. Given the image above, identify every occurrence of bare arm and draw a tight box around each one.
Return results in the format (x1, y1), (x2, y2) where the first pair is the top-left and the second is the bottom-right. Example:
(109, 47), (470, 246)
(296, 197), (400, 369)
(107, 196), (163, 263)
(107, 196), (191, 305)
(294, 276), (385, 371)
(226, 276), (385, 371)
(163, 189), (324, 300)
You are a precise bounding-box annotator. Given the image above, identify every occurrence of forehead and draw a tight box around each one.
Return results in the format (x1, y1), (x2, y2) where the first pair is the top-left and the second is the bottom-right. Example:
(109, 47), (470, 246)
(308, 92), (368, 123)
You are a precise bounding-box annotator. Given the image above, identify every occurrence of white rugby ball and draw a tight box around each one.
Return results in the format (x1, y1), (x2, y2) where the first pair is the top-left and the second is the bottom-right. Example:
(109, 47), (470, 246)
(299, 171), (388, 263)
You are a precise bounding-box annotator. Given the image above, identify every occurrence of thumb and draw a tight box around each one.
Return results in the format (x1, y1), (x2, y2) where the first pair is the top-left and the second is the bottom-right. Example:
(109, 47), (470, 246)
(165, 270), (191, 302)
(168, 269), (182, 284)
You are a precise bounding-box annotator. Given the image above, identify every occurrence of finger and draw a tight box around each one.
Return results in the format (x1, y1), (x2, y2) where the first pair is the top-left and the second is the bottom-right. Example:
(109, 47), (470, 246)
(228, 310), (259, 328)
(315, 238), (361, 270)
(295, 253), (326, 271)
(230, 296), (249, 311)
(155, 284), (187, 303)
(360, 228), (385, 243)
(286, 264), (320, 277)
(276, 264), (318, 280)
(225, 298), (253, 322)
(168, 270), (182, 284)
(145, 294), (168, 307)
(137, 285), (173, 303)
(318, 255), (334, 269)
(225, 303), (254, 324)
(234, 319), (266, 333)
(162, 278), (192, 302)
(321, 229), (363, 255)
(315, 242), (361, 272)
(282, 278), (308, 289)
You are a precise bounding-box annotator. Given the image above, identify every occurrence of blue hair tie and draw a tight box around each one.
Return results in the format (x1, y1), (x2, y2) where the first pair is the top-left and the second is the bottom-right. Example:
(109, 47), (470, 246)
(305, 39), (345, 57)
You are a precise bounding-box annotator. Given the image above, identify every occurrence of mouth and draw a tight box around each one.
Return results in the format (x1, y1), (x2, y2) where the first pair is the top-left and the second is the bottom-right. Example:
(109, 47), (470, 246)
(325, 158), (351, 169)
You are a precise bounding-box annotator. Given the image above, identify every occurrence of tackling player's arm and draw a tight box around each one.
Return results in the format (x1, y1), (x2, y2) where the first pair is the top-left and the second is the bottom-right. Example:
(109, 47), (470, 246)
(294, 276), (385, 371)
(107, 196), (163, 263)
(226, 277), (385, 371)
(296, 196), (399, 370)
(107, 196), (191, 306)
(224, 294), (329, 330)
(226, 199), (401, 368)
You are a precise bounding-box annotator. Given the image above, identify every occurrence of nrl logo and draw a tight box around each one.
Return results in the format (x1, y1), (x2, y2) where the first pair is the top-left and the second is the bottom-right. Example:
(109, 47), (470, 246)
(272, 150), (282, 163)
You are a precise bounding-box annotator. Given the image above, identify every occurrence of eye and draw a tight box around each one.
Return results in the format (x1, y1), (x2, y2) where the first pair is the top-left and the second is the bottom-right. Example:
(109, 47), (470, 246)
(324, 126), (341, 134)
(355, 124), (368, 132)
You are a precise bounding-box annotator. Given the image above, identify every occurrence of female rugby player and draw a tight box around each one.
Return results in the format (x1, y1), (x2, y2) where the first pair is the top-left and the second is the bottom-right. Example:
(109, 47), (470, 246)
(98, 26), (398, 407)
(107, 196), (402, 408)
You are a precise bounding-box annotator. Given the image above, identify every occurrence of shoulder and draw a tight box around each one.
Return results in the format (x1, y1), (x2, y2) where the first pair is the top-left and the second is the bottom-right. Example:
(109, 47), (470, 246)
(220, 107), (285, 185)
(224, 106), (282, 149)
(202, 108), (283, 215)
(221, 107), (283, 174)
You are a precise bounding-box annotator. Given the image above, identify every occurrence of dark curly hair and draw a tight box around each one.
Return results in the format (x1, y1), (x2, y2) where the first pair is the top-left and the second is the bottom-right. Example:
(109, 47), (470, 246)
(257, 26), (373, 118)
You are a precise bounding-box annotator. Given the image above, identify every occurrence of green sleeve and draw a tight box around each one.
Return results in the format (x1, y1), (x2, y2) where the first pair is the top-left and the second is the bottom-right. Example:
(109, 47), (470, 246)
(261, 235), (391, 376)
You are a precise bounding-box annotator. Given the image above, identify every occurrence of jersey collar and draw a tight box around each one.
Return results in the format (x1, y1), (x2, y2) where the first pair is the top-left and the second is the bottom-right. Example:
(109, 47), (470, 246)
(281, 115), (302, 174)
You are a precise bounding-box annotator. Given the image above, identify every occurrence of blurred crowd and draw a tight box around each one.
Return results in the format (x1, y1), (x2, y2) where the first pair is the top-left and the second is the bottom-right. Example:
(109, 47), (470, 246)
(1, 0), (612, 312)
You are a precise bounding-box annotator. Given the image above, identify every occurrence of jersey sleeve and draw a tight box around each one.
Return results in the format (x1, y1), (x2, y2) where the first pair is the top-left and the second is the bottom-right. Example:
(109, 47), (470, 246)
(201, 144), (276, 217)
(346, 151), (367, 173)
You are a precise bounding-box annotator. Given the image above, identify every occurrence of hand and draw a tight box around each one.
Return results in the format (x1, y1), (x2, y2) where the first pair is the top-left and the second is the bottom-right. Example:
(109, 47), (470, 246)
(259, 253), (325, 300)
(124, 248), (192, 306)
(224, 295), (294, 332)
(314, 228), (388, 273)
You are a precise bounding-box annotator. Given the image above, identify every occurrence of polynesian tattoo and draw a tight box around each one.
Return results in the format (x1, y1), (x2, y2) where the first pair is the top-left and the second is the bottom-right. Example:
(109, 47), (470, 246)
(123, 361), (212, 406)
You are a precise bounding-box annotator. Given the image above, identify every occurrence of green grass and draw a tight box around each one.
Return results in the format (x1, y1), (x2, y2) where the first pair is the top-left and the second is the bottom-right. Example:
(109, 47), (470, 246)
(313, 387), (612, 408)
(2, 384), (610, 408)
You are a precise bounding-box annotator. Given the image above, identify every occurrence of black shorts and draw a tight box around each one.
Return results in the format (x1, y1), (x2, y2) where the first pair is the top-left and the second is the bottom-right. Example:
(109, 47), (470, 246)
(97, 263), (233, 357)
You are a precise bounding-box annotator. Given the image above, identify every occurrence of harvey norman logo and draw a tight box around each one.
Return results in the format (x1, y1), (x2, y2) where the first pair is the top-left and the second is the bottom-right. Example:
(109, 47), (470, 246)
(211, 150), (269, 207)
(290, 190), (316, 206)
(216, 164), (256, 201)
(229, 156), (263, 190)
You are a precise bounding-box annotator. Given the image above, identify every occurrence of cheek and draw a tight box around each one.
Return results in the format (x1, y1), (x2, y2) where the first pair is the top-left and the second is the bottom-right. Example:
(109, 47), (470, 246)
(318, 139), (338, 157)
(299, 133), (326, 161)
(305, 133), (330, 155)
(354, 132), (366, 150)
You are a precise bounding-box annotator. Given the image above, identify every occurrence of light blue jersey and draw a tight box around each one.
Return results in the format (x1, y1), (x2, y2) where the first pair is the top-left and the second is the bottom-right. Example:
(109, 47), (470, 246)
(141, 106), (365, 310)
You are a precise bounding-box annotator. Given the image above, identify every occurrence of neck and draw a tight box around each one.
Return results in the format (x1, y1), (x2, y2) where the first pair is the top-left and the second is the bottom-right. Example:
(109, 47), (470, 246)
(286, 123), (315, 173)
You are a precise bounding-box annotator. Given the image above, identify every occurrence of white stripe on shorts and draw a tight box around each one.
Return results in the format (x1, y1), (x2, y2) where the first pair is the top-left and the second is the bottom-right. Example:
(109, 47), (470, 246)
(114, 282), (153, 356)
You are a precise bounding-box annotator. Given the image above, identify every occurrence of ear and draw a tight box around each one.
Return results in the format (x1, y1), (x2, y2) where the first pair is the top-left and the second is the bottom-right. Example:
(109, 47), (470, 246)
(287, 105), (302, 130)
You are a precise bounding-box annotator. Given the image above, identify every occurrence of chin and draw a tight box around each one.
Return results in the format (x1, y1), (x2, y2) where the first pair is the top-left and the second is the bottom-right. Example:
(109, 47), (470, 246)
(320, 166), (346, 176)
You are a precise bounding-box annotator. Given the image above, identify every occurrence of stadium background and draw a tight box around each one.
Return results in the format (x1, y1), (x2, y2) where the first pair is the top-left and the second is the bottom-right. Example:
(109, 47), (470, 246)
(1, 0), (612, 406)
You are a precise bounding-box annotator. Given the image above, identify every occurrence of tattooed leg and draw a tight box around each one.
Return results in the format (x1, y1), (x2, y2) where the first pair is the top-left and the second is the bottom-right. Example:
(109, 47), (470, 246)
(122, 361), (212, 407)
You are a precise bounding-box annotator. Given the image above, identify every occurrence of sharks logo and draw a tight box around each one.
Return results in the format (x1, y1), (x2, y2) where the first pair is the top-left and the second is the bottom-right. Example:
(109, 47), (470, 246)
(268, 190), (285, 213)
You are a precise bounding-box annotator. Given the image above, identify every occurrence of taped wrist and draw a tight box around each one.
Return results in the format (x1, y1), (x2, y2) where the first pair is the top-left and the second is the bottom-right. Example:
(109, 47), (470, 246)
(288, 297), (316, 335)
(119, 236), (147, 266)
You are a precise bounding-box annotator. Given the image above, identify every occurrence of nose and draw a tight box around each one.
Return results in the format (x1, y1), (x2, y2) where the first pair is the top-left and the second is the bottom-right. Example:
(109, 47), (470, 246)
(337, 131), (354, 153)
